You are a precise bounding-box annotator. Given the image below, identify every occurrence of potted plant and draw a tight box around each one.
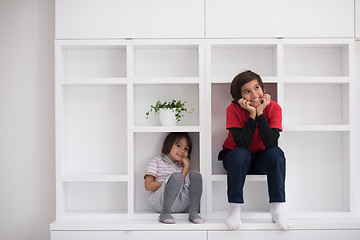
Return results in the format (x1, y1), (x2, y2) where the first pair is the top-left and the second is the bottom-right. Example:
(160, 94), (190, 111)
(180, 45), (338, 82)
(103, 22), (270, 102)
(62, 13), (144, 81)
(145, 99), (190, 126)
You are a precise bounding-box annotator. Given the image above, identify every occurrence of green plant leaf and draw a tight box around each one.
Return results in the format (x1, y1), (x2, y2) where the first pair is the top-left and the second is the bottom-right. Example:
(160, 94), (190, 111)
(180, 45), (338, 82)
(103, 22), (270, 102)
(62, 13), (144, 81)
(145, 99), (192, 122)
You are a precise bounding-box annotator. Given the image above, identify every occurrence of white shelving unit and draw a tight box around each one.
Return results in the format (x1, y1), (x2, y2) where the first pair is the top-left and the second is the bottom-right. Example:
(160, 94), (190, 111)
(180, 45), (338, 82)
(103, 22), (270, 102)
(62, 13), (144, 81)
(52, 38), (359, 239)
(55, 39), (205, 221)
(205, 38), (355, 220)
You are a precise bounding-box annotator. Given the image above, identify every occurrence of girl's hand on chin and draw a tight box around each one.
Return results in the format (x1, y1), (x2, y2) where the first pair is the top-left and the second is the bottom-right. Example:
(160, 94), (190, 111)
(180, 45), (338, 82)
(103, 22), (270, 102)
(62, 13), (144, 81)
(182, 157), (190, 167)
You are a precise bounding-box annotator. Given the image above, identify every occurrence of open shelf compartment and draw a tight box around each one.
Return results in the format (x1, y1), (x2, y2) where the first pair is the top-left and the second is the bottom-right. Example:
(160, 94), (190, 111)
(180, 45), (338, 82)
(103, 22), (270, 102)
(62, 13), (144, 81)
(60, 85), (128, 175)
(62, 182), (128, 214)
(134, 84), (200, 127)
(133, 132), (200, 214)
(62, 45), (127, 79)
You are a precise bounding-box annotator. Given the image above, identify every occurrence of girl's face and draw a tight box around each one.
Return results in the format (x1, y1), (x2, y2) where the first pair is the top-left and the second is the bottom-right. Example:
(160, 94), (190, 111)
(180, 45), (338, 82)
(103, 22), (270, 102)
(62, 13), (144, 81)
(167, 137), (189, 162)
(240, 79), (264, 108)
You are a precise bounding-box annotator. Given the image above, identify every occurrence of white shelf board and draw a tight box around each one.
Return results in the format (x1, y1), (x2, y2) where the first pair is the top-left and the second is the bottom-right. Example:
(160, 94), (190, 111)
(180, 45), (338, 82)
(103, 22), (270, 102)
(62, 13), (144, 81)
(56, 39), (129, 46)
(206, 39), (281, 45)
(133, 126), (200, 133)
(282, 76), (349, 83)
(132, 39), (204, 46)
(50, 218), (360, 231)
(282, 38), (354, 45)
(283, 125), (350, 132)
(61, 78), (127, 85)
(209, 210), (356, 221)
(212, 174), (267, 182)
(133, 77), (200, 84)
(210, 76), (277, 84)
(61, 175), (128, 182)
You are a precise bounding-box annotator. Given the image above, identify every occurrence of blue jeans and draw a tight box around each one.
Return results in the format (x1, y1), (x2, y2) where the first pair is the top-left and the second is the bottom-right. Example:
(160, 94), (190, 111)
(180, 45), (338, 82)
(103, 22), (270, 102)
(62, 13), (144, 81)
(222, 146), (286, 204)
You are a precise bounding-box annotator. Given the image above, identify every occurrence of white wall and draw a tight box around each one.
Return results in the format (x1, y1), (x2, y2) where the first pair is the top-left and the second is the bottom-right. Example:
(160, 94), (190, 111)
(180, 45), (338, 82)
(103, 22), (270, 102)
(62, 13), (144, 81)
(0, 1), (55, 240)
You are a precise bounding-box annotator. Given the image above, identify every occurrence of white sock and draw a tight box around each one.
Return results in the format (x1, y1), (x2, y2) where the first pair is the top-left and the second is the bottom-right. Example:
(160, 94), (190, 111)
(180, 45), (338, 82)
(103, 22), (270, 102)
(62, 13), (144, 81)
(270, 202), (290, 230)
(226, 203), (242, 230)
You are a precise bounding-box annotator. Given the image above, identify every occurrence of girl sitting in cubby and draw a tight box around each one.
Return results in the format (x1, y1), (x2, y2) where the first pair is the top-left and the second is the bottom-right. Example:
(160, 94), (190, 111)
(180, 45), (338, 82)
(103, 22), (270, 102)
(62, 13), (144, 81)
(144, 132), (204, 224)
(218, 70), (290, 230)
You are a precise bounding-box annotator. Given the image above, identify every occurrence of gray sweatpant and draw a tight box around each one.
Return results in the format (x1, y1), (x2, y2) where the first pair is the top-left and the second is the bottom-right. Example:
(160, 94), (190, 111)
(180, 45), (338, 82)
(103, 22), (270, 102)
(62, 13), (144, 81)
(148, 170), (200, 213)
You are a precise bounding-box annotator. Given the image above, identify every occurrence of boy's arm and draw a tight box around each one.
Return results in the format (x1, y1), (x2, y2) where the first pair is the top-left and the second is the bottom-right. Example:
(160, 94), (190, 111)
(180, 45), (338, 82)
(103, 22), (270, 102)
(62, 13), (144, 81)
(144, 175), (163, 191)
(229, 117), (257, 149)
(257, 114), (281, 148)
(256, 94), (271, 117)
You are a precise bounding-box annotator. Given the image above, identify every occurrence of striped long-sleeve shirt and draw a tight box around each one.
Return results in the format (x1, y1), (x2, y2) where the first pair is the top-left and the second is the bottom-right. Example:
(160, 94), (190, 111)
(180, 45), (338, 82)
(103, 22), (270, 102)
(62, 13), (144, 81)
(144, 154), (183, 183)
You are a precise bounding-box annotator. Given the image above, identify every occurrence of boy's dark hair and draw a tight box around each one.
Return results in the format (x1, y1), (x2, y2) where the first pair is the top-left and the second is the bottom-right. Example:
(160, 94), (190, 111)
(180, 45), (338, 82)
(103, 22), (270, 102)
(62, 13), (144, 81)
(230, 70), (265, 103)
(162, 132), (192, 158)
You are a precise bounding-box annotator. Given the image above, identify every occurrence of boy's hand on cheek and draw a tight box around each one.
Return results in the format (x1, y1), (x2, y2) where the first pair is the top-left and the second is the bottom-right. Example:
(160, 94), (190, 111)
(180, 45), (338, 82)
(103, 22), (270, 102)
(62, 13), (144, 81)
(256, 94), (271, 115)
(238, 98), (256, 119)
(238, 98), (256, 112)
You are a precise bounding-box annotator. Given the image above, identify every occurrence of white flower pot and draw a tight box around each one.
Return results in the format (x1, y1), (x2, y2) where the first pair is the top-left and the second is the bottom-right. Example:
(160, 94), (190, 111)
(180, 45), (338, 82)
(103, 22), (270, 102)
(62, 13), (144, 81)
(158, 108), (177, 126)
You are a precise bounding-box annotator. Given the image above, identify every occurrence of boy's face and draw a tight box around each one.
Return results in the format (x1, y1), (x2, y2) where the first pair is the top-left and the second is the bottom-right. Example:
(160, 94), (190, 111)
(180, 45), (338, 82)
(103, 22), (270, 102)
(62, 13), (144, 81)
(167, 137), (189, 163)
(240, 79), (264, 108)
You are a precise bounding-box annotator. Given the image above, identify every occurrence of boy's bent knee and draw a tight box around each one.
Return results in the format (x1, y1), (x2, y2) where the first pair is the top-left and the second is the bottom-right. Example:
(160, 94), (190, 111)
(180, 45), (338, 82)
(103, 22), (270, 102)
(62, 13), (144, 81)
(266, 147), (285, 165)
(224, 148), (252, 170)
(266, 146), (284, 157)
(231, 147), (251, 159)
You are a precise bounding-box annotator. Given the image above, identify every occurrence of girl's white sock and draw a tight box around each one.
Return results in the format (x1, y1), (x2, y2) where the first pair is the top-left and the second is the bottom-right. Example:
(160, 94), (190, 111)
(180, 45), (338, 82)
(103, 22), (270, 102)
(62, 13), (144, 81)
(270, 202), (290, 230)
(226, 203), (242, 230)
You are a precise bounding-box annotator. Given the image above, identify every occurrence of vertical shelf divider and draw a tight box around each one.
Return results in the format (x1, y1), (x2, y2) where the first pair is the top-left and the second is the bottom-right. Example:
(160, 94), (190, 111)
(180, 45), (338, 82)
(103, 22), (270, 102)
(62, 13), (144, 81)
(127, 42), (135, 215)
(276, 41), (285, 148)
(347, 41), (355, 214)
(204, 40), (214, 217)
(198, 40), (207, 218)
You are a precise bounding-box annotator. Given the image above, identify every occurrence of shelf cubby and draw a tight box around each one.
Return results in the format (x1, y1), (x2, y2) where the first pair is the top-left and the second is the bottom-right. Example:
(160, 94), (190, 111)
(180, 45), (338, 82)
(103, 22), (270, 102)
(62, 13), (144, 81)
(283, 131), (350, 213)
(133, 132), (200, 214)
(134, 84), (200, 127)
(63, 45), (127, 79)
(209, 43), (278, 82)
(133, 45), (199, 78)
(283, 44), (349, 77)
(283, 83), (349, 126)
(63, 182), (128, 213)
(61, 85), (127, 175)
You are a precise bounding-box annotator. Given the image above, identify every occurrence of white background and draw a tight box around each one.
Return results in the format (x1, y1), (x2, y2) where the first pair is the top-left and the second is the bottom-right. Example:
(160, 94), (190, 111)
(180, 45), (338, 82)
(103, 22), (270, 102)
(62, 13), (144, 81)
(0, 1), (55, 240)
(0, 1), (359, 240)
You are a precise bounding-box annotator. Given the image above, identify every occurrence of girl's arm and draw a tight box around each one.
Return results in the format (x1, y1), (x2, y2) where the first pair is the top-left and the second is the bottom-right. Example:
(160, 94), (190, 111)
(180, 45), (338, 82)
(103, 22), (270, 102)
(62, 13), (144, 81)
(181, 157), (191, 179)
(229, 117), (257, 148)
(144, 175), (163, 191)
(257, 114), (281, 148)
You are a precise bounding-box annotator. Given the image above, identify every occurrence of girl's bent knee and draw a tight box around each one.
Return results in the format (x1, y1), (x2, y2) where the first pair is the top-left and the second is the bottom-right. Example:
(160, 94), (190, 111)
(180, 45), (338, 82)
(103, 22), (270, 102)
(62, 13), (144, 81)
(168, 172), (183, 183)
(189, 170), (202, 181)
